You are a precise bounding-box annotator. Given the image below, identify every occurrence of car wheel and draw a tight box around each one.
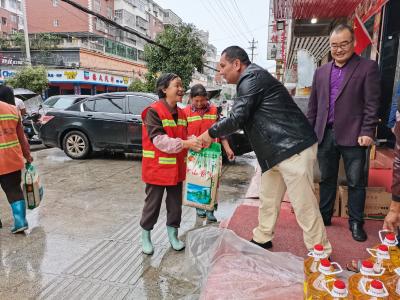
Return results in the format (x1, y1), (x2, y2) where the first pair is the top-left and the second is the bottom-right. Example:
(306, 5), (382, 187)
(62, 131), (91, 159)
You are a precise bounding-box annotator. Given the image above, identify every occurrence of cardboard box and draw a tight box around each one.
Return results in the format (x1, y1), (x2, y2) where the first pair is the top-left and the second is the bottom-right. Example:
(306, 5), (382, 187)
(288, 184), (340, 217)
(339, 186), (392, 220)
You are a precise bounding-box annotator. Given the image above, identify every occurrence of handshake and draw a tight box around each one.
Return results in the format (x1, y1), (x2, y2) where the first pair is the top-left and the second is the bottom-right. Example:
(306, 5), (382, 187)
(182, 131), (214, 152)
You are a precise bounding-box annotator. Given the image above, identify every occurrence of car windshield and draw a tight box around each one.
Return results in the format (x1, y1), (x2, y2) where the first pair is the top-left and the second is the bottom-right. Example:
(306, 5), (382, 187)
(44, 97), (79, 109)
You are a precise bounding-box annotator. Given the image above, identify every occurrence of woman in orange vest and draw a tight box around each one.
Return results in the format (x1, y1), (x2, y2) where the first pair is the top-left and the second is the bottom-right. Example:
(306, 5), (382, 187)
(0, 85), (33, 232)
(140, 73), (202, 255)
(184, 84), (235, 222)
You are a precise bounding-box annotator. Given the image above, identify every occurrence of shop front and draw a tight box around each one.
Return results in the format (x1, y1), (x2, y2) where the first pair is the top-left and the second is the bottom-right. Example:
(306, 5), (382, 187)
(0, 68), (132, 98)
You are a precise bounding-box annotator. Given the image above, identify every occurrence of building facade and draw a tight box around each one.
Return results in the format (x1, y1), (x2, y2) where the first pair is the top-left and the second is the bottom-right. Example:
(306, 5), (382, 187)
(0, 0), (23, 36)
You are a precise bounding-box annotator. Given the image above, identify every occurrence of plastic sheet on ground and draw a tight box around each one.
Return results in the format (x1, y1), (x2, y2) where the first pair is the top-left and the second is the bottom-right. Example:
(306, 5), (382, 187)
(182, 226), (304, 300)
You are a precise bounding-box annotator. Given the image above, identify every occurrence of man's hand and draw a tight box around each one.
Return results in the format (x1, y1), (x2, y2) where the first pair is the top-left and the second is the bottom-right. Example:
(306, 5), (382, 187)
(25, 155), (33, 163)
(225, 148), (235, 161)
(383, 211), (400, 233)
(182, 138), (202, 152)
(199, 130), (213, 148)
(358, 136), (374, 146)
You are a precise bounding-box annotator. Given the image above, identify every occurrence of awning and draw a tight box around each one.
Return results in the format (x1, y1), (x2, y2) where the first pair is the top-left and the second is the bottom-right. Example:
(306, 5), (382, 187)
(286, 36), (330, 69)
(273, 0), (365, 20)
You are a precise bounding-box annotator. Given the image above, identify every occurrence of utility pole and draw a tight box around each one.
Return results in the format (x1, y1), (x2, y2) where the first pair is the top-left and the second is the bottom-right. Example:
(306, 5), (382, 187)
(249, 38), (258, 63)
(21, 0), (31, 66)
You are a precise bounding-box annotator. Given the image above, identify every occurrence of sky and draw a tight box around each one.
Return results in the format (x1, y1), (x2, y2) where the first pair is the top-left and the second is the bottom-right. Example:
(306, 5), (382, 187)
(154, 0), (275, 70)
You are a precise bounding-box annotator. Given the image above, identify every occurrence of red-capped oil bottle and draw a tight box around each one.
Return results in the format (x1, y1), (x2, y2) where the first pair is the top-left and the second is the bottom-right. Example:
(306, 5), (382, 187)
(323, 279), (349, 299)
(348, 260), (388, 299)
(306, 259), (343, 299)
(366, 244), (396, 280)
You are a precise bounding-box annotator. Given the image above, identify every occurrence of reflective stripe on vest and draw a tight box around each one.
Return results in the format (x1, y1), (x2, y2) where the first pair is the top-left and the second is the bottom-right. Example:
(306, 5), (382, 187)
(187, 116), (202, 122)
(177, 119), (187, 126)
(159, 157), (176, 164)
(142, 150), (155, 158)
(203, 114), (217, 120)
(0, 114), (19, 121)
(161, 119), (187, 127)
(0, 139), (19, 150)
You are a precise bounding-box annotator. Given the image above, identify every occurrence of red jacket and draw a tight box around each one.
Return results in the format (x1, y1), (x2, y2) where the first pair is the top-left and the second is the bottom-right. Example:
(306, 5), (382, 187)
(142, 101), (187, 186)
(184, 104), (218, 137)
(0, 102), (24, 175)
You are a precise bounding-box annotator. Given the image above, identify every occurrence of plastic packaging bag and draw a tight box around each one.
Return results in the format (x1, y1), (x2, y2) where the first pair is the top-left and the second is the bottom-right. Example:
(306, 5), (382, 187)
(182, 227), (304, 300)
(183, 143), (222, 211)
(22, 163), (43, 209)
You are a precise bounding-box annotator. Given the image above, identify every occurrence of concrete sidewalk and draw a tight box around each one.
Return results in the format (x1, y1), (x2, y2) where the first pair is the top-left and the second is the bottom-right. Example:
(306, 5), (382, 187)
(0, 149), (255, 299)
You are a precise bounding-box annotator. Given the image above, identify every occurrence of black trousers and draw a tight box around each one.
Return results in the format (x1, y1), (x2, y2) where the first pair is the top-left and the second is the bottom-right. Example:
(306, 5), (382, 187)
(140, 182), (183, 231)
(0, 170), (24, 204)
(318, 128), (367, 224)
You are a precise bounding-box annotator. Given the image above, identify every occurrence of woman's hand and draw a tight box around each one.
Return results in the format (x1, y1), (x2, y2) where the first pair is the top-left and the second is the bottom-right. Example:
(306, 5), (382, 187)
(182, 138), (202, 152)
(25, 155), (34, 163)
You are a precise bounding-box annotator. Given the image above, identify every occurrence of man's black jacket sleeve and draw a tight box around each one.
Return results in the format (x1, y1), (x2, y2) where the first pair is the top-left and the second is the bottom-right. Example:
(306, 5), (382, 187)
(208, 72), (263, 138)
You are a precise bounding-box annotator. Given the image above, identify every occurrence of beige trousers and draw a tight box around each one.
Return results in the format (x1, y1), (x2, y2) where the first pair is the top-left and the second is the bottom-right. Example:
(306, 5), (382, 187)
(252, 143), (332, 255)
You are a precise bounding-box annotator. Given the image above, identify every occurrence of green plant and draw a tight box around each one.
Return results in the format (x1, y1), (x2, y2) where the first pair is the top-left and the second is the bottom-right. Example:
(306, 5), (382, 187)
(5, 66), (49, 94)
(144, 23), (205, 90)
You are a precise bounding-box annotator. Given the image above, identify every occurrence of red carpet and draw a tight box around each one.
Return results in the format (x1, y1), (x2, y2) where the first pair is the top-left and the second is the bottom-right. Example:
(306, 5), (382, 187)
(226, 203), (383, 267)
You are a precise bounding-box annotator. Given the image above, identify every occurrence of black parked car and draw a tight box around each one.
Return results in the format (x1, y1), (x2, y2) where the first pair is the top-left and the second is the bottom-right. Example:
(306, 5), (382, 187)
(39, 92), (252, 159)
(40, 92), (158, 159)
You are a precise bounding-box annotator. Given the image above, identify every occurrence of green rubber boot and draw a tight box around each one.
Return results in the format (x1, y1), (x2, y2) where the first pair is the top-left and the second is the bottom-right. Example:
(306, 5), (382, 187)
(166, 226), (185, 251)
(141, 229), (154, 255)
(11, 200), (28, 233)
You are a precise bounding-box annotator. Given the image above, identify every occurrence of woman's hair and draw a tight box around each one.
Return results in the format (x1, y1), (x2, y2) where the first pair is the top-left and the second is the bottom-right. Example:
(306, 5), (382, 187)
(190, 84), (207, 98)
(0, 85), (15, 105)
(156, 73), (179, 98)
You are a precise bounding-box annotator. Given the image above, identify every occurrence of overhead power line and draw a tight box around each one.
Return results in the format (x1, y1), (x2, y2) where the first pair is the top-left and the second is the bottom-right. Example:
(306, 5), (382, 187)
(232, 0), (252, 34)
(60, 0), (168, 50)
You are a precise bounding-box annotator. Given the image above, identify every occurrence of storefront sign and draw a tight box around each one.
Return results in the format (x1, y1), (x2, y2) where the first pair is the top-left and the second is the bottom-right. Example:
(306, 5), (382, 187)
(0, 69), (17, 81)
(1, 69), (131, 87)
(46, 69), (131, 86)
(0, 55), (23, 66)
(267, 3), (287, 65)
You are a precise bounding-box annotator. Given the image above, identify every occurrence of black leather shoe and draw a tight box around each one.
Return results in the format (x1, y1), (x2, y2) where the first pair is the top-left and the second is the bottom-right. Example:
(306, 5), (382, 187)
(0, 218), (2, 228)
(250, 239), (273, 249)
(349, 222), (367, 242)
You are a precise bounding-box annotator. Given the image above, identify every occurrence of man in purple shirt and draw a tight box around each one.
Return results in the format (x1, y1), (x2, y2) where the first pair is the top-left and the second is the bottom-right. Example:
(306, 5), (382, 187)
(307, 24), (381, 242)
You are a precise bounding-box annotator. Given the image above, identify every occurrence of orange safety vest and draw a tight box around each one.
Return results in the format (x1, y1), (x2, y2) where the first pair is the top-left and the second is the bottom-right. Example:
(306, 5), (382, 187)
(184, 104), (218, 138)
(141, 101), (188, 186)
(0, 101), (24, 176)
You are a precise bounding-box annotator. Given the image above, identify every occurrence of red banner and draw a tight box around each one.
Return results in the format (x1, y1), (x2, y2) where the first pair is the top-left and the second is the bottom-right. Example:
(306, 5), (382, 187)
(361, 0), (389, 22)
(354, 14), (372, 55)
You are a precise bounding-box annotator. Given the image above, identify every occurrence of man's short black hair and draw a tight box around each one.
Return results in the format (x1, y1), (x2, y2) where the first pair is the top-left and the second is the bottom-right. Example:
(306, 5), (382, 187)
(0, 85), (15, 105)
(330, 23), (355, 41)
(221, 46), (251, 66)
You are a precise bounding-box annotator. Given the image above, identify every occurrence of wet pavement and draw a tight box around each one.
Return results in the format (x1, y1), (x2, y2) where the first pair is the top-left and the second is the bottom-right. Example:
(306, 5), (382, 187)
(0, 148), (255, 299)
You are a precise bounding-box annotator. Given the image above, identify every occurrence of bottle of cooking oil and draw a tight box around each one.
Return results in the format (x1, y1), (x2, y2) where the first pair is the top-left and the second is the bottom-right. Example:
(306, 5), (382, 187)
(366, 244), (396, 281)
(304, 244), (329, 297)
(378, 230), (400, 267)
(323, 279), (349, 299)
(305, 244), (329, 277)
(386, 267), (400, 300)
(348, 260), (388, 299)
(306, 258), (343, 299)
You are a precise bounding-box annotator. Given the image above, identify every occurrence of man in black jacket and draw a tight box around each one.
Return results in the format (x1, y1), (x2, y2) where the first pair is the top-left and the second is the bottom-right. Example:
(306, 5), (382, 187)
(200, 46), (332, 254)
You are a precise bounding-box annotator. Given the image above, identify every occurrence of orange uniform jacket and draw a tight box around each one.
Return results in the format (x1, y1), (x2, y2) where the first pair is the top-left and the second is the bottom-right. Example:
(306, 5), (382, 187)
(0, 101), (24, 175)
(141, 101), (187, 186)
